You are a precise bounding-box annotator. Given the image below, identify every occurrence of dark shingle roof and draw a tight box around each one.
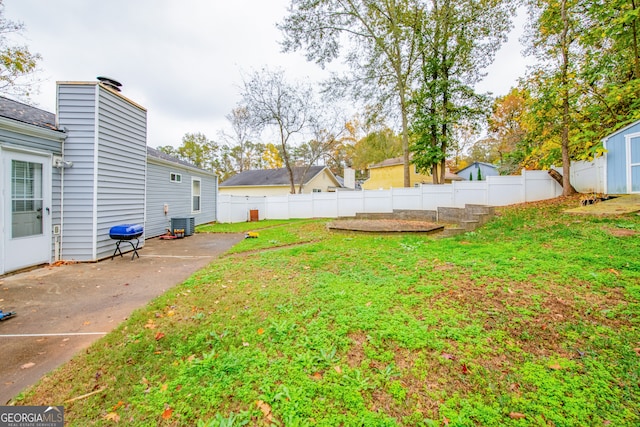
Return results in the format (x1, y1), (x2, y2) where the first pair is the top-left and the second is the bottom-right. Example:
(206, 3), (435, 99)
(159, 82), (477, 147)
(146, 146), (217, 176)
(147, 146), (199, 168)
(0, 96), (58, 131)
(220, 166), (329, 187)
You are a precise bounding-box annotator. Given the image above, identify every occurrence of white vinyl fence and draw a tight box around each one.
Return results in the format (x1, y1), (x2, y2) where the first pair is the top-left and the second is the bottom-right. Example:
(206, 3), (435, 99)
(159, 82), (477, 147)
(216, 169), (563, 223)
(552, 157), (606, 194)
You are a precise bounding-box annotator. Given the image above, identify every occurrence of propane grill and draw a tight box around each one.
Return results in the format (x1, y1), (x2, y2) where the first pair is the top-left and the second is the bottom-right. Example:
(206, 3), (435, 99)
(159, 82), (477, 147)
(109, 224), (143, 260)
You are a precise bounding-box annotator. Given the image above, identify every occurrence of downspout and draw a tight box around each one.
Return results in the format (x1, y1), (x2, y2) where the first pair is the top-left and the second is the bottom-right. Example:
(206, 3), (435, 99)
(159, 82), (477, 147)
(57, 130), (68, 262)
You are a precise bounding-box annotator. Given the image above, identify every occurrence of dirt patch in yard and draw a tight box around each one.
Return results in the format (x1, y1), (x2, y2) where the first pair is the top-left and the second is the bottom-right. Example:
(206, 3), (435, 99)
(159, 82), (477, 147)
(605, 227), (638, 237)
(327, 219), (444, 233)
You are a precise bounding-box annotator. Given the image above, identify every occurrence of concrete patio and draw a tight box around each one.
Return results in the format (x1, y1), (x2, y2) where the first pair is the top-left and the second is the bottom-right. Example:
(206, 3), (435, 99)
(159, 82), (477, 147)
(0, 232), (243, 404)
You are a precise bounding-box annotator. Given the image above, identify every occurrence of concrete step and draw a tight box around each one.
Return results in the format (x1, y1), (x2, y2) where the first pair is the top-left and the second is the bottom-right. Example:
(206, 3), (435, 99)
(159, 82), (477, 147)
(460, 219), (480, 231)
(392, 209), (437, 221)
(465, 204), (495, 219)
(441, 227), (466, 237)
(354, 212), (395, 220)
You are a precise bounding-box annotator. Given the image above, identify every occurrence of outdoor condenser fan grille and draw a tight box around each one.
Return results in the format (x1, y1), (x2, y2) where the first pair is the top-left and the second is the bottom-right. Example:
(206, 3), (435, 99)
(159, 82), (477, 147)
(171, 217), (195, 236)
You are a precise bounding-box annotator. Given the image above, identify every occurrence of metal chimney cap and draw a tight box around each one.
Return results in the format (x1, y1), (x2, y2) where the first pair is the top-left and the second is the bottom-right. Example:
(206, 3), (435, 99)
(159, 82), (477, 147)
(97, 76), (122, 92)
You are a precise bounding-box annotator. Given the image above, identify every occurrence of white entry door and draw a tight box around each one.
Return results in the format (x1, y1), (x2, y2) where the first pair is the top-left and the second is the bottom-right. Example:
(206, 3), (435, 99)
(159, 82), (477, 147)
(630, 136), (640, 193)
(3, 150), (52, 273)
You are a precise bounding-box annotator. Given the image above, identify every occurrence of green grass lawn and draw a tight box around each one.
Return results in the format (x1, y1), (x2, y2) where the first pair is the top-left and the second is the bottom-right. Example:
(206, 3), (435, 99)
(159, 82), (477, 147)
(15, 197), (640, 426)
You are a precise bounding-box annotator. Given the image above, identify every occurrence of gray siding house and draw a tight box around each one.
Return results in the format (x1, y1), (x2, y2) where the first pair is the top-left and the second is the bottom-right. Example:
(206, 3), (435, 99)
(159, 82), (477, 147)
(603, 119), (640, 194)
(146, 147), (217, 238)
(457, 161), (499, 181)
(0, 80), (218, 275)
(0, 97), (66, 274)
(57, 82), (147, 261)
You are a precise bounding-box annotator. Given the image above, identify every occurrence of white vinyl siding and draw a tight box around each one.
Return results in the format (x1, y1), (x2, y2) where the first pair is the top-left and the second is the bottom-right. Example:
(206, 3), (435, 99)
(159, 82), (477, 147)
(57, 83), (146, 261)
(145, 157), (217, 238)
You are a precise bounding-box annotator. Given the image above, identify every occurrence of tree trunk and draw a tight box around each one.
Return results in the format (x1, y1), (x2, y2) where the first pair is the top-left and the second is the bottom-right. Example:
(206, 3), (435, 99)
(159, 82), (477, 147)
(560, 0), (576, 196)
(400, 90), (411, 187)
(631, 0), (640, 78)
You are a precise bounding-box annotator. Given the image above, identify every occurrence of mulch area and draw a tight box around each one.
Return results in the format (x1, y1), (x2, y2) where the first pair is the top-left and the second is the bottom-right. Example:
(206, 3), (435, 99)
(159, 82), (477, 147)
(327, 219), (444, 233)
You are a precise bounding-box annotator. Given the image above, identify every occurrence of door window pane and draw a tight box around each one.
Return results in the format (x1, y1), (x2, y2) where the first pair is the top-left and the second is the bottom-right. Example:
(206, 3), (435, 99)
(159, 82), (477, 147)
(11, 160), (43, 238)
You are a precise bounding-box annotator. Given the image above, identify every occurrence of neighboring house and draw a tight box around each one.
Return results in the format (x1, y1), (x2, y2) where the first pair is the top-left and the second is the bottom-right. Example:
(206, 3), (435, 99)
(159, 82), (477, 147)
(457, 161), (499, 181)
(219, 166), (341, 196)
(603, 119), (640, 194)
(362, 156), (461, 189)
(0, 80), (217, 275)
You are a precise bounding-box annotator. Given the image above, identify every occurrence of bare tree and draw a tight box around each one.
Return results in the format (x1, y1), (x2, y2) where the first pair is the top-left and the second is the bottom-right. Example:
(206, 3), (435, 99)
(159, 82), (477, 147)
(240, 67), (313, 194)
(279, 0), (423, 187)
(294, 106), (347, 193)
(218, 106), (254, 173)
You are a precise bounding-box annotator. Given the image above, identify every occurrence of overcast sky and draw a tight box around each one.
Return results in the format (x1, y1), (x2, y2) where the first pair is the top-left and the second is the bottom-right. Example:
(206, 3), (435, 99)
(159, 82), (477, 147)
(5, 0), (530, 149)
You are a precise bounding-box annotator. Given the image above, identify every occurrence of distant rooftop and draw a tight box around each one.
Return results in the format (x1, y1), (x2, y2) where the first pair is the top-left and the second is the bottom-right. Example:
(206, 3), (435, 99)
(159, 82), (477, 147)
(220, 165), (330, 187)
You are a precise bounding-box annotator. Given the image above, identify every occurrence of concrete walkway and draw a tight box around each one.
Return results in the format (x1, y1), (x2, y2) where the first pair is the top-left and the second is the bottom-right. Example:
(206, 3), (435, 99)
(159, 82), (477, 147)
(565, 194), (640, 215)
(0, 232), (243, 404)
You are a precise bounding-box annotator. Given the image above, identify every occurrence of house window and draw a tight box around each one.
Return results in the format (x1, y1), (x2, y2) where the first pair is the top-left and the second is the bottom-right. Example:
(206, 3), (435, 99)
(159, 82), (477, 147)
(170, 172), (182, 183)
(312, 188), (322, 193)
(192, 178), (201, 213)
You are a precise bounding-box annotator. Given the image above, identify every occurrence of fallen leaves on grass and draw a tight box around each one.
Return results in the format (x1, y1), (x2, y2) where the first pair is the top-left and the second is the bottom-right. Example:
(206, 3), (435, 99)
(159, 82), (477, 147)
(256, 400), (273, 423)
(103, 412), (120, 422)
(509, 412), (526, 419)
(161, 407), (173, 420)
(144, 319), (156, 330)
(155, 332), (165, 341)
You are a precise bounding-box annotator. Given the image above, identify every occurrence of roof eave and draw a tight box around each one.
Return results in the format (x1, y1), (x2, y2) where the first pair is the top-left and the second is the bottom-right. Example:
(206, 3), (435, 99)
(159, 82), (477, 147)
(0, 116), (66, 142)
(147, 154), (217, 177)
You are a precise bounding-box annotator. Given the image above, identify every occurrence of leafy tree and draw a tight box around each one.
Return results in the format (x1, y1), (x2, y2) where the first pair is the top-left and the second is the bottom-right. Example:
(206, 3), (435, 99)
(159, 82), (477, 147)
(514, 0), (640, 182)
(262, 143), (284, 169)
(410, 0), (515, 184)
(156, 145), (178, 157)
(525, 0), (581, 196)
(240, 67), (313, 194)
(575, 0), (640, 152)
(352, 128), (403, 170)
(177, 132), (218, 171)
(280, 0), (424, 187)
(487, 87), (529, 165)
(0, 0), (41, 98)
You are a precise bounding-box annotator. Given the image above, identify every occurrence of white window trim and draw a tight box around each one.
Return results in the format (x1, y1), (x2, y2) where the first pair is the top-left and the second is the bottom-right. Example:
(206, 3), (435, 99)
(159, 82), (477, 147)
(191, 177), (201, 213)
(170, 172), (182, 183)
(626, 132), (640, 193)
